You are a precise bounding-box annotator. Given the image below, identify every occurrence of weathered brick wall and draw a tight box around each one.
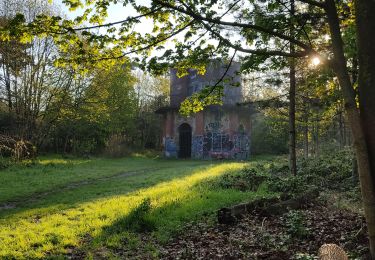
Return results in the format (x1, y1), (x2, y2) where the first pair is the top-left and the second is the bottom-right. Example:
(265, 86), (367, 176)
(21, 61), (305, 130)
(163, 106), (251, 159)
(170, 61), (242, 108)
(163, 61), (250, 160)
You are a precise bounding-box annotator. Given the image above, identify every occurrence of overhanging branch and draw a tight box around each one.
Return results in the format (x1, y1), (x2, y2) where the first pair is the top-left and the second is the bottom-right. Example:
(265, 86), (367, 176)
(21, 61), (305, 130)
(154, 0), (313, 51)
(296, 0), (326, 8)
(202, 21), (308, 57)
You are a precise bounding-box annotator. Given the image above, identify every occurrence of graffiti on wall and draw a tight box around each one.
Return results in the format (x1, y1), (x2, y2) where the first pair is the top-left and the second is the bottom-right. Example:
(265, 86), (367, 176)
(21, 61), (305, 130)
(190, 131), (250, 159)
(232, 134), (250, 159)
(165, 137), (177, 157)
(164, 131), (249, 159)
(204, 110), (230, 133)
(192, 135), (204, 159)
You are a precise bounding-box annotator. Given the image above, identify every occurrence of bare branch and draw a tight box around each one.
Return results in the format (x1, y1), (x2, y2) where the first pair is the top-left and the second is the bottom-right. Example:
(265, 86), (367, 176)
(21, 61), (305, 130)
(154, 0), (313, 51)
(204, 49), (238, 98)
(202, 21), (308, 57)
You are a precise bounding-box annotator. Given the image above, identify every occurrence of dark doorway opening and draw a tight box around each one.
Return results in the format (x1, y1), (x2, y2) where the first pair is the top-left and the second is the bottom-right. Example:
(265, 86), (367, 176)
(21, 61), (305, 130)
(178, 123), (192, 158)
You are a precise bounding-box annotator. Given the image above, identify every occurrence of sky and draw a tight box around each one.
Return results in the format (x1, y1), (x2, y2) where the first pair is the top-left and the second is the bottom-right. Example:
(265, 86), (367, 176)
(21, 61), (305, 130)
(54, 0), (154, 35)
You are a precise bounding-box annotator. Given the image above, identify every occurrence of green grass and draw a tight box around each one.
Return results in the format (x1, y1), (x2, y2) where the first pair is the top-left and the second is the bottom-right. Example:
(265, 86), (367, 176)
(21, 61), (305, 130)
(0, 155), (273, 259)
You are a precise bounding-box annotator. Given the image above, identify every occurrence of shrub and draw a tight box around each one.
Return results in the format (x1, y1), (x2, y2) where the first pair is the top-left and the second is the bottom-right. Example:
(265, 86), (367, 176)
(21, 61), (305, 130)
(205, 149), (357, 199)
(0, 134), (36, 161)
(267, 175), (314, 197)
(284, 210), (310, 238)
(0, 157), (10, 169)
(103, 134), (132, 158)
(210, 167), (269, 191)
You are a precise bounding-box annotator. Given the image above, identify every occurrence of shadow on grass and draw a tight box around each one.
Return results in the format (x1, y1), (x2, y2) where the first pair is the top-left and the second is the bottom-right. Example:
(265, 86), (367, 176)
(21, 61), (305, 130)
(81, 176), (273, 259)
(0, 160), (272, 259)
(0, 161), (216, 219)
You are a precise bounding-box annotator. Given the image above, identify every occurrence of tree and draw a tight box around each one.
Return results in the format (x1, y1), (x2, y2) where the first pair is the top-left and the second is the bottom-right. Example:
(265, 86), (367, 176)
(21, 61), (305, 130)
(0, 0), (70, 145)
(49, 63), (137, 155)
(289, 0), (297, 175)
(1, 0), (375, 255)
(133, 71), (169, 148)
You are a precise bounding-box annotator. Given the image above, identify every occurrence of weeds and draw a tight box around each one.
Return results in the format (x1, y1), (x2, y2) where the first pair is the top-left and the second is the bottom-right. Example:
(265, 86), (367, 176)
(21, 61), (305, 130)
(284, 210), (310, 239)
(120, 198), (156, 233)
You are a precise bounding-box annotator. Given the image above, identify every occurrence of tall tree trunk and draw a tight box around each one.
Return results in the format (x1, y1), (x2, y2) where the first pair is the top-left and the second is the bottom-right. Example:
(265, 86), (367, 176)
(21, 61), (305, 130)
(356, 0), (375, 256)
(4, 65), (12, 111)
(303, 104), (309, 158)
(326, 0), (375, 256)
(315, 119), (319, 157)
(339, 109), (344, 148)
(289, 0), (297, 176)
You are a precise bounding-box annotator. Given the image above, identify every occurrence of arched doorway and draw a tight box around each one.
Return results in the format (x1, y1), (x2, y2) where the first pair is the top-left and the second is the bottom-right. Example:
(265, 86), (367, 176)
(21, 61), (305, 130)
(178, 123), (192, 158)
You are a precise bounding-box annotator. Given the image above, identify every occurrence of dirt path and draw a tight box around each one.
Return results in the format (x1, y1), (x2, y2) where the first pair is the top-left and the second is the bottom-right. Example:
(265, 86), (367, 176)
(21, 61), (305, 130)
(0, 167), (166, 211)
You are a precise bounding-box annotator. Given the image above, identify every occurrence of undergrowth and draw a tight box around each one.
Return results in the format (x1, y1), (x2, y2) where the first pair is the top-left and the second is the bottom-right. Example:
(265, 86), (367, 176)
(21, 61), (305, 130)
(209, 149), (359, 202)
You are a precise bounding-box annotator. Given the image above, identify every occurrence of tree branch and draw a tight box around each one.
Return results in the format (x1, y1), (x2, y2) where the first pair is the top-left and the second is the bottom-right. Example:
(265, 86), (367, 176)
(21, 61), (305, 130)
(154, 0), (313, 51)
(70, 7), (163, 32)
(204, 49), (238, 98)
(73, 20), (195, 62)
(296, 0), (326, 8)
(201, 21), (308, 57)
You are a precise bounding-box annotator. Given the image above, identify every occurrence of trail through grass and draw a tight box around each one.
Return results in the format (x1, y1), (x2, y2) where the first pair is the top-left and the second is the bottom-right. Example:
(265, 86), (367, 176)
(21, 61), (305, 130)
(0, 156), (271, 259)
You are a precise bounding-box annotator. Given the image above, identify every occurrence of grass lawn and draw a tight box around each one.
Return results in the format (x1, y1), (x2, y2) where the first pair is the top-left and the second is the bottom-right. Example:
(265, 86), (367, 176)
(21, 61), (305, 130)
(0, 155), (273, 259)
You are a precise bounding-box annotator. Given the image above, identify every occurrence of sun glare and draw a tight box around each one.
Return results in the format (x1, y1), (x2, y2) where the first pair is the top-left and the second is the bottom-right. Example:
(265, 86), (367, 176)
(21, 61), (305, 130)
(312, 57), (321, 66)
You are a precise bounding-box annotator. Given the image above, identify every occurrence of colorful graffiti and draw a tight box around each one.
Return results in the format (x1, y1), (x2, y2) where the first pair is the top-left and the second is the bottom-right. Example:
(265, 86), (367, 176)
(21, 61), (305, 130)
(164, 137), (177, 157)
(232, 134), (250, 159)
(189, 132), (250, 159)
(192, 135), (204, 159)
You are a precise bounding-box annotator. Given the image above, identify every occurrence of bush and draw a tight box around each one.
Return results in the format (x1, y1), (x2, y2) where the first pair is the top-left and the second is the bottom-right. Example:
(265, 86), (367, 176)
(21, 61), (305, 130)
(298, 149), (353, 179)
(103, 134), (132, 158)
(0, 157), (10, 169)
(209, 167), (269, 191)
(205, 149), (357, 200)
(0, 134), (37, 161)
(284, 210), (310, 238)
(251, 114), (289, 155)
(267, 175), (314, 197)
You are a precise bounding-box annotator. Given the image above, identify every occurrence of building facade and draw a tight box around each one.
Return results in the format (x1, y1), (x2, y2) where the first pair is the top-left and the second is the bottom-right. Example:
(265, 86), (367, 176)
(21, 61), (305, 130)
(156, 61), (251, 159)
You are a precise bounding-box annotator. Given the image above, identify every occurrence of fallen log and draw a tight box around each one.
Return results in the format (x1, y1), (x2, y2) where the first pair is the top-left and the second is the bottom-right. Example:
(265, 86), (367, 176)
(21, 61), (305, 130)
(261, 189), (319, 216)
(217, 189), (319, 224)
(218, 197), (280, 224)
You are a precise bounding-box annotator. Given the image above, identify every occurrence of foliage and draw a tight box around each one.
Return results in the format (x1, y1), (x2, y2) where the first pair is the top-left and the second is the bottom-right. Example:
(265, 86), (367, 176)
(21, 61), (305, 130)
(208, 149), (358, 203)
(0, 156), (10, 169)
(251, 113), (289, 155)
(266, 174), (313, 196)
(179, 84), (224, 116)
(0, 0), (169, 155)
(0, 0), (344, 116)
(208, 167), (269, 191)
(284, 210), (310, 239)
(103, 134), (132, 157)
(267, 150), (356, 196)
(298, 149), (353, 178)
(45, 63), (138, 155)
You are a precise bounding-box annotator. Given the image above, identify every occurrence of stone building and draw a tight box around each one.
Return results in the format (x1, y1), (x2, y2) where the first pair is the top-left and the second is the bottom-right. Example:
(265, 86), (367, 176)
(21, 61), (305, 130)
(156, 61), (251, 159)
